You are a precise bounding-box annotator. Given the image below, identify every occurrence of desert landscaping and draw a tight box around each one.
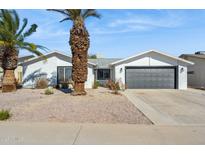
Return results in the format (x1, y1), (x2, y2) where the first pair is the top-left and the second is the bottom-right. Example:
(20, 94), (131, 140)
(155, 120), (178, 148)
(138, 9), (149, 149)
(0, 87), (152, 124)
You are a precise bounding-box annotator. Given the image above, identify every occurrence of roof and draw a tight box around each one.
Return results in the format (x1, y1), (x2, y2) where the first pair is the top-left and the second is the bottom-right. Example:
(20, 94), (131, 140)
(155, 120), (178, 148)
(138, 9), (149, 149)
(20, 51), (97, 66)
(110, 50), (194, 65)
(88, 58), (121, 68)
(180, 54), (205, 60)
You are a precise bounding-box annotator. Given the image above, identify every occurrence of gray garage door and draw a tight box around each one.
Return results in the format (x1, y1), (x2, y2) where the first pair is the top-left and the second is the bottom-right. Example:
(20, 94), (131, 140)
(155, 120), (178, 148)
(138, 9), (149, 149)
(125, 67), (176, 89)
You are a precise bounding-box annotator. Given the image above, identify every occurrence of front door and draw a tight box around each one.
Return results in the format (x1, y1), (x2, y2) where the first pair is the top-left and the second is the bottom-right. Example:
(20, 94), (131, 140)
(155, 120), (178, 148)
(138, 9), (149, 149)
(57, 66), (72, 84)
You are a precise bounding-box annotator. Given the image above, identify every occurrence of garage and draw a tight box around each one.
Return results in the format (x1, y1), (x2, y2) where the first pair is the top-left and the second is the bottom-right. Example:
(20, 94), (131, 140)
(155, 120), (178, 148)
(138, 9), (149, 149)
(110, 50), (194, 89)
(125, 66), (177, 89)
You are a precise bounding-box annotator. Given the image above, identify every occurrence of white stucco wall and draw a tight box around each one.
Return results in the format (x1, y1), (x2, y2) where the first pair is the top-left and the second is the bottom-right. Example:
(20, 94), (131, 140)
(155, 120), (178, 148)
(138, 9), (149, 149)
(22, 56), (95, 89)
(113, 52), (188, 89)
(178, 64), (187, 89)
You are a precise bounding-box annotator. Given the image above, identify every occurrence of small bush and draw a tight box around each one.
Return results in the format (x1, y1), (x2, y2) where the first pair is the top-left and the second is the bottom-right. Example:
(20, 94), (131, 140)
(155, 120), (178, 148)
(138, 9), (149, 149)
(35, 78), (48, 89)
(44, 87), (54, 95)
(93, 80), (100, 89)
(115, 82), (120, 90)
(112, 82), (120, 95)
(105, 80), (114, 90)
(0, 110), (11, 120)
(106, 80), (120, 90)
(106, 80), (121, 95)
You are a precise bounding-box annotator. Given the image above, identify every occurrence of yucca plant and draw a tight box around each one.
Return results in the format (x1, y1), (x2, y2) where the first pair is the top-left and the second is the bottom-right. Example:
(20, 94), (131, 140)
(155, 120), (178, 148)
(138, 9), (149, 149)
(48, 9), (100, 95)
(0, 9), (46, 92)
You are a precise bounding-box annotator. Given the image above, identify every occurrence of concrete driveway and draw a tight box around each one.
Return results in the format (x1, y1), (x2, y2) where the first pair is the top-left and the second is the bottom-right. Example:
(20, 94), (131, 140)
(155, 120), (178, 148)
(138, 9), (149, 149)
(124, 89), (205, 125)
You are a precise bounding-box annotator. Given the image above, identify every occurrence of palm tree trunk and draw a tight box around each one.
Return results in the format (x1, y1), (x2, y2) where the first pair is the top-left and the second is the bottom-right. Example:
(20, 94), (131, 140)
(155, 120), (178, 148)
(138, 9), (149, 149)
(2, 69), (16, 92)
(70, 17), (89, 95)
(74, 82), (86, 95)
(1, 46), (18, 92)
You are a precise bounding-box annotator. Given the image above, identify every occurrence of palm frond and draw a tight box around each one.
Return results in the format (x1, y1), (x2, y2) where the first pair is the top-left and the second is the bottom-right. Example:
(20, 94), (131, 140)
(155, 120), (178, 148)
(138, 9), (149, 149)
(82, 9), (101, 19)
(1, 10), (17, 35)
(48, 9), (101, 23)
(0, 27), (14, 41)
(0, 9), (45, 57)
(13, 10), (19, 30)
(20, 46), (43, 56)
(16, 18), (28, 37)
(47, 9), (68, 16)
(23, 24), (37, 38)
(67, 9), (81, 20)
(60, 17), (72, 22)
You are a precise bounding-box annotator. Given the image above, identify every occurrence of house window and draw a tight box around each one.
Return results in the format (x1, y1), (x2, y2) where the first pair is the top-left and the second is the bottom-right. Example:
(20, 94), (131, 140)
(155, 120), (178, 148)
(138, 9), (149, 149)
(57, 66), (72, 84)
(97, 69), (110, 80)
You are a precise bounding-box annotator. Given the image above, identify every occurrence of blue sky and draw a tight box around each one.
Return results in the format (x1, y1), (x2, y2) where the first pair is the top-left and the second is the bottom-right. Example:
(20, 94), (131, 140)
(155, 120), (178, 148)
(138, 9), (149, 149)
(17, 9), (205, 58)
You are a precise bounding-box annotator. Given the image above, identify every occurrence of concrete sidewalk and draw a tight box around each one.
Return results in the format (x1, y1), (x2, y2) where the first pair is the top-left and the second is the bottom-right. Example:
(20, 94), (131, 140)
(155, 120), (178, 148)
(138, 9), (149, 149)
(0, 122), (205, 144)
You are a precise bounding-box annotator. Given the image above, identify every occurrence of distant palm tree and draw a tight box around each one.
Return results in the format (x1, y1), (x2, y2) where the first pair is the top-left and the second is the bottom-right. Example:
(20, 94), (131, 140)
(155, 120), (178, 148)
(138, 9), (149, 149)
(0, 9), (46, 92)
(48, 9), (100, 95)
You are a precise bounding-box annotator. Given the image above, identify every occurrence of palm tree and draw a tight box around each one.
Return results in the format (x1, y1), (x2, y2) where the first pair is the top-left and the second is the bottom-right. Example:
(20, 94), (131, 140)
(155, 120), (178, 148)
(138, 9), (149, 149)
(48, 9), (100, 95)
(0, 9), (46, 92)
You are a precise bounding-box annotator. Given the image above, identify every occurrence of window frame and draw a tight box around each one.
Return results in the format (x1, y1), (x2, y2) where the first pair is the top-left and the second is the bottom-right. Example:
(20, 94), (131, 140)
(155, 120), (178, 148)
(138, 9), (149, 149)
(97, 69), (111, 80)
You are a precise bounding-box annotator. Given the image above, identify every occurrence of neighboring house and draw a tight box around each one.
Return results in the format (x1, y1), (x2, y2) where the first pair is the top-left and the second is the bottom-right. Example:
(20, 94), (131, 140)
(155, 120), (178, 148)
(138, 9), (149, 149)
(20, 50), (193, 89)
(180, 51), (205, 88)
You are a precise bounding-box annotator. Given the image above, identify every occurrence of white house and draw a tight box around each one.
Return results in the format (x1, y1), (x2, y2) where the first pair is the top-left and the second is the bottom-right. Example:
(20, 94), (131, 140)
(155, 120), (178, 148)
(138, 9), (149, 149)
(21, 52), (96, 89)
(180, 51), (205, 89)
(20, 50), (193, 89)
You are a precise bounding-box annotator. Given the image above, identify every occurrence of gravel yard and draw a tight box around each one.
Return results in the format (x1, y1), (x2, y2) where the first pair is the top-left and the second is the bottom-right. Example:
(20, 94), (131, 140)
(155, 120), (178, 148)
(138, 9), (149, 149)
(0, 87), (152, 124)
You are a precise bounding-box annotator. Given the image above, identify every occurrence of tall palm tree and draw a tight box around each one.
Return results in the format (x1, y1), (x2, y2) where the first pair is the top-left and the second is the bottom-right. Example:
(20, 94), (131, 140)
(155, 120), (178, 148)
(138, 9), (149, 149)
(0, 9), (46, 92)
(48, 9), (100, 95)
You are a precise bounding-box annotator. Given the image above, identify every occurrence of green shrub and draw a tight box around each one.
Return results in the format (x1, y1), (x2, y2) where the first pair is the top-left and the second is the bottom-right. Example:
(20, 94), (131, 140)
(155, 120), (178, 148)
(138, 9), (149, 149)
(93, 80), (100, 89)
(44, 87), (54, 95)
(35, 78), (48, 89)
(0, 110), (11, 120)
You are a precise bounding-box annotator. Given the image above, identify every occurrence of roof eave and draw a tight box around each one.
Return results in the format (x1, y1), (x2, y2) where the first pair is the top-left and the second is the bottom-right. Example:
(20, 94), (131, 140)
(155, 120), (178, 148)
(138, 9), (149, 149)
(20, 51), (97, 66)
(110, 50), (194, 66)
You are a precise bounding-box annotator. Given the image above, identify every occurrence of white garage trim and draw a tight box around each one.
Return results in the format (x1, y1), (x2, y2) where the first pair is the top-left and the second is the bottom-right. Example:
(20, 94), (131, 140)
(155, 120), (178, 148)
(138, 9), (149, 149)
(110, 50), (194, 66)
